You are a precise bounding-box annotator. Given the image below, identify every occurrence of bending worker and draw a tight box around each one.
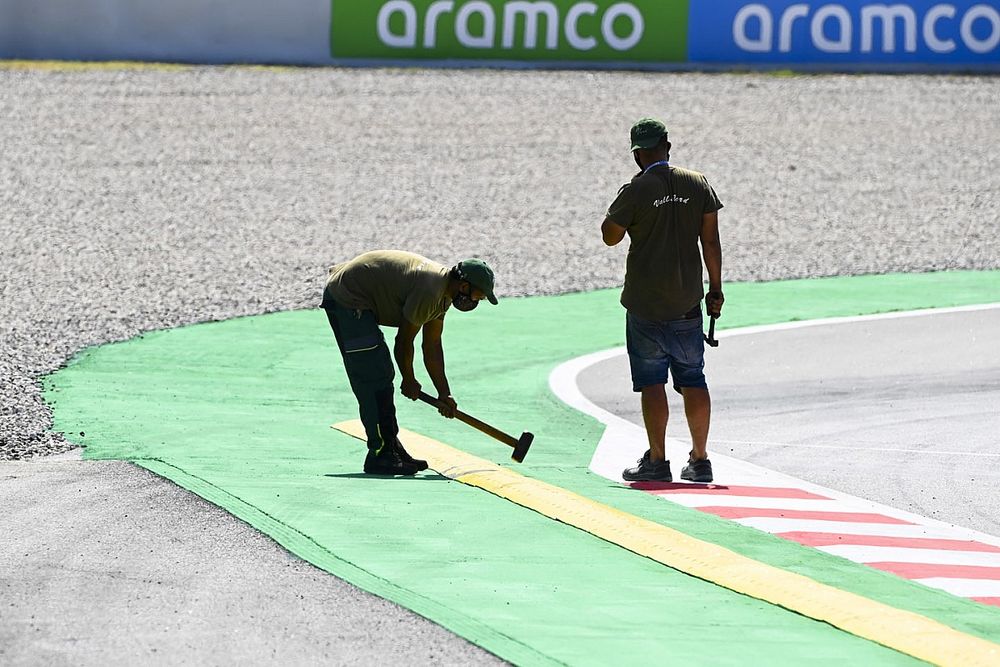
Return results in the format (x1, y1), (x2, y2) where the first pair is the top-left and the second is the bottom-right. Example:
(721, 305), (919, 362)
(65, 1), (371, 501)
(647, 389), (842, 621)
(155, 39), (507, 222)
(322, 250), (498, 476)
(601, 117), (725, 484)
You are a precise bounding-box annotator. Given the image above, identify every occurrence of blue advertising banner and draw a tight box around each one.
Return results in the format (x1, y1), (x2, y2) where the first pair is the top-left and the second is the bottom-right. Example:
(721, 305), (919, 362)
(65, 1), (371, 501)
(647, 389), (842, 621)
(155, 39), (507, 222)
(689, 1), (1000, 69)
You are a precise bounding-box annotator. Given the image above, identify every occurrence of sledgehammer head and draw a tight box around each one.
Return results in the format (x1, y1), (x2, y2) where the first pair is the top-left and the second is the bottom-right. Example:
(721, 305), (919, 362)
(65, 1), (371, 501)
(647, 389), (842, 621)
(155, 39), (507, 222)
(512, 432), (534, 463)
(704, 316), (719, 348)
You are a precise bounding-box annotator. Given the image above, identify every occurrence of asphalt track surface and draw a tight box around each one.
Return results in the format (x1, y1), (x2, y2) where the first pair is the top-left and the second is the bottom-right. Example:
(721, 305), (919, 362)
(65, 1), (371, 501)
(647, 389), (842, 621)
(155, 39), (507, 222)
(2, 64), (999, 664)
(579, 307), (1000, 539)
(1, 455), (499, 666)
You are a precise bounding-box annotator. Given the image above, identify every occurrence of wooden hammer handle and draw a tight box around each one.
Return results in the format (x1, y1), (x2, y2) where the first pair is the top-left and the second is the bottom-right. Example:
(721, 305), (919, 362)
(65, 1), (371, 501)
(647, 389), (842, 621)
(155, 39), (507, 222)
(417, 391), (518, 448)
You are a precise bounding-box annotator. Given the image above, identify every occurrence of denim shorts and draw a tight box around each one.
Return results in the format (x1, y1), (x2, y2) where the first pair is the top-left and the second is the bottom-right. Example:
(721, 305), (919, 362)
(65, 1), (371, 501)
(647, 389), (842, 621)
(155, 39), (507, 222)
(626, 310), (707, 392)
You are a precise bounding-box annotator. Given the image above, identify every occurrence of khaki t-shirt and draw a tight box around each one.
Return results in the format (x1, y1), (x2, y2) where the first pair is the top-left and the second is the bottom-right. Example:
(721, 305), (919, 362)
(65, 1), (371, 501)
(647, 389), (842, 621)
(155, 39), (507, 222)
(323, 250), (451, 327)
(606, 164), (723, 321)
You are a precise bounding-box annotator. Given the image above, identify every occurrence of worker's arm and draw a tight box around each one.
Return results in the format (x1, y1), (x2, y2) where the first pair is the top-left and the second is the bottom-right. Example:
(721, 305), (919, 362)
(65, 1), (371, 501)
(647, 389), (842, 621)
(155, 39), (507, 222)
(700, 210), (724, 316)
(420, 318), (457, 418)
(601, 216), (627, 246)
(395, 319), (422, 400)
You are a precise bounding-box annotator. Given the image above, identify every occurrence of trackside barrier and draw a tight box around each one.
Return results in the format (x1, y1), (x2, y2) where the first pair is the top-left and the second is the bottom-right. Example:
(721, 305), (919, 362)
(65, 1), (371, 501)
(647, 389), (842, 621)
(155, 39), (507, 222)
(1, 0), (997, 71)
(329, 0), (688, 63)
(0, 0), (333, 64)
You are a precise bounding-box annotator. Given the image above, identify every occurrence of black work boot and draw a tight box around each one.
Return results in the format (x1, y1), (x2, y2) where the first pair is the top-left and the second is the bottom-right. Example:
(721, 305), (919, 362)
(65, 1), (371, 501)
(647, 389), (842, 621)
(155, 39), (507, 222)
(680, 457), (713, 483)
(363, 445), (420, 476)
(393, 439), (428, 471)
(622, 450), (672, 482)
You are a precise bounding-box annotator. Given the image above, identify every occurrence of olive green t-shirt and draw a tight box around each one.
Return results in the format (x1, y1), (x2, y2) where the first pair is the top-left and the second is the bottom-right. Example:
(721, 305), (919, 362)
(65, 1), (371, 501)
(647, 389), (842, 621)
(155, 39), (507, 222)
(323, 250), (450, 327)
(606, 164), (723, 321)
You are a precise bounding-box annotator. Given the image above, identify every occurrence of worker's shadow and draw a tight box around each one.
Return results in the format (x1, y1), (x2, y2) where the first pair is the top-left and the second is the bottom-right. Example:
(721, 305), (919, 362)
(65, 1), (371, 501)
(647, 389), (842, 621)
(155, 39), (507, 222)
(324, 472), (451, 481)
(627, 481), (729, 491)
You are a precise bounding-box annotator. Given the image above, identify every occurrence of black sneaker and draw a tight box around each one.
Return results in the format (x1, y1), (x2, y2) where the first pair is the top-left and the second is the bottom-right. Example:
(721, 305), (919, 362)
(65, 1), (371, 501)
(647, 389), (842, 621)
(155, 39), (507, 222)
(363, 446), (420, 476)
(622, 450), (672, 482)
(394, 439), (428, 471)
(680, 457), (713, 483)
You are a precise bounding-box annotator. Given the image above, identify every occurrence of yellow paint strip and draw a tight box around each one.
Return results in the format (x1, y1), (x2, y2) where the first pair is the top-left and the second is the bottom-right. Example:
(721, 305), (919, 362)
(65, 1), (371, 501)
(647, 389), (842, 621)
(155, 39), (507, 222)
(333, 420), (1000, 667)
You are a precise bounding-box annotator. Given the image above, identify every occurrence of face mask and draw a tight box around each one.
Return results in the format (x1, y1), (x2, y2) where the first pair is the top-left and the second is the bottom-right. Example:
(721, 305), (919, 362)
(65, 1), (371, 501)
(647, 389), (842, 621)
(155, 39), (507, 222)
(453, 285), (479, 312)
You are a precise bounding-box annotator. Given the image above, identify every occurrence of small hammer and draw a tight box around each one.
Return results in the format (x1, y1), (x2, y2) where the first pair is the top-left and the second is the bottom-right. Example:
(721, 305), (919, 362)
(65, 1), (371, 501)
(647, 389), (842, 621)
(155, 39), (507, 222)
(704, 316), (719, 347)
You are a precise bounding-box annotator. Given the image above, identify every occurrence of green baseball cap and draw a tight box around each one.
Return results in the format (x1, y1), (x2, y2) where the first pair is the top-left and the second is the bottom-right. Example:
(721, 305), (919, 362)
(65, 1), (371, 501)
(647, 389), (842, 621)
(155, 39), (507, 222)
(630, 117), (668, 151)
(456, 259), (498, 304)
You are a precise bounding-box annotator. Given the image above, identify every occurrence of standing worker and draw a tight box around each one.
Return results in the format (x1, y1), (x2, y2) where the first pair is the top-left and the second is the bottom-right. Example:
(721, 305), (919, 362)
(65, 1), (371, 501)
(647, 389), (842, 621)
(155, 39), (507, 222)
(322, 250), (498, 475)
(601, 118), (725, 483)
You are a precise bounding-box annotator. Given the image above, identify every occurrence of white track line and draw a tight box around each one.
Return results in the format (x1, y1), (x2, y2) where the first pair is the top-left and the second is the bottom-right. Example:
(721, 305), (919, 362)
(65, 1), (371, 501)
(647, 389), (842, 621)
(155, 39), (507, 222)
(819, 546), (1000, 567)
(733, 518), (982, 540)
(654, 495), (847, 511)
(917, 579), (1000, 598)
(708, 302), (1000, 341)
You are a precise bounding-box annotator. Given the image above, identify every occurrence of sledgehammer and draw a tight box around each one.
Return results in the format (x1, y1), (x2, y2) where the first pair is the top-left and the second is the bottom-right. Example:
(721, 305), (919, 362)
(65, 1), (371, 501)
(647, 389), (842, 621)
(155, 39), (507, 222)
(417, 391), (534, 462)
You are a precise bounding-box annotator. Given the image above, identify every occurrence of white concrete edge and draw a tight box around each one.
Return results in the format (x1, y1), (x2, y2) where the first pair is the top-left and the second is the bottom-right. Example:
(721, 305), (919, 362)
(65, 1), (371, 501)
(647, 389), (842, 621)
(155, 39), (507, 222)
(547, 302), (1000, 549)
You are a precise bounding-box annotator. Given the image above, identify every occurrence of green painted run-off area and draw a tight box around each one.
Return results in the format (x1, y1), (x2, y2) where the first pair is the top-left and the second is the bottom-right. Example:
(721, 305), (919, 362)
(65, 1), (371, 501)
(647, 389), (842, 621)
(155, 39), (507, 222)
(45, 271), (1000, 665)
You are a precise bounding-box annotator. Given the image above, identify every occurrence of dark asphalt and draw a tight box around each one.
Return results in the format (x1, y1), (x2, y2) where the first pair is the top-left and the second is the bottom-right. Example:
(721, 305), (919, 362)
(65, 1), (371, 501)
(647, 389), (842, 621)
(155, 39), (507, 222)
(579, 307), (1000, 538)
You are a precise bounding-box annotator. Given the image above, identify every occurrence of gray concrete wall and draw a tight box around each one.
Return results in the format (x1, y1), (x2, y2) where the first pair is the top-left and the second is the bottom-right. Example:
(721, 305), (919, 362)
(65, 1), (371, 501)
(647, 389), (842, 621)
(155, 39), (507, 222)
(0, 0), (333, 64)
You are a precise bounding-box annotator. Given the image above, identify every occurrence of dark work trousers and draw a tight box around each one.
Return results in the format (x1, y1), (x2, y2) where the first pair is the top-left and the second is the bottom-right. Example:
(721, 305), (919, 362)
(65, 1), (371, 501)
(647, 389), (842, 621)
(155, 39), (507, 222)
(323, 298), (399, 455)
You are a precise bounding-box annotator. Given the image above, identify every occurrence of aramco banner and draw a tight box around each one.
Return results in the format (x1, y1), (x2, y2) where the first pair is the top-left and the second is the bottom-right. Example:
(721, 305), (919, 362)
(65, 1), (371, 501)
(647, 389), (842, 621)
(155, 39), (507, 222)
(329, 0), (1000, 70)
(690, 1), (1000, 68)
(329, 0), (689, 63)
(1, 0), (996, 70)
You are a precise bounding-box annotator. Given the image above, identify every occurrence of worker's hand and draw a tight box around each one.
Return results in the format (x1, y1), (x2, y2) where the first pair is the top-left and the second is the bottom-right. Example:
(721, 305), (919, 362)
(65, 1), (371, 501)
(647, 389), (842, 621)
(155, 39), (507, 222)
(437, 394), (458, 419)
(400, 377), (421, 401)
(706, 290), (725, 318)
